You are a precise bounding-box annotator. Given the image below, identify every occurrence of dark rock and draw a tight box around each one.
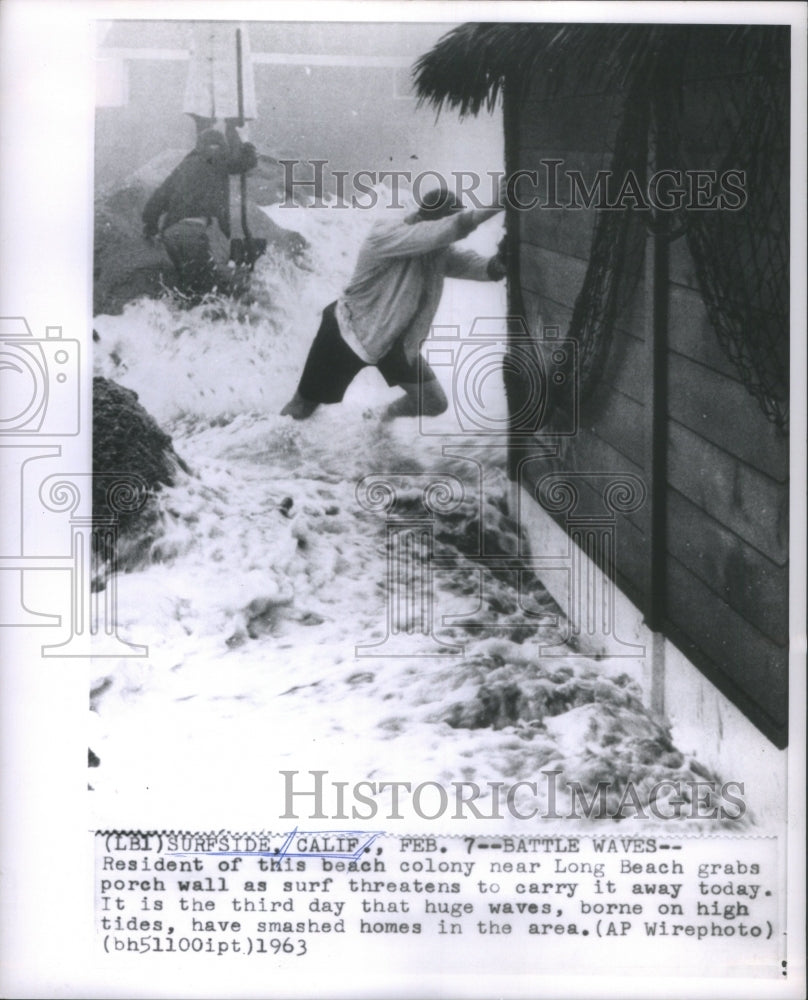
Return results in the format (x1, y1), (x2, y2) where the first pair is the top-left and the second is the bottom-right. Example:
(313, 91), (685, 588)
(93, 376), (187, 567)
(94, 182), (177, 315)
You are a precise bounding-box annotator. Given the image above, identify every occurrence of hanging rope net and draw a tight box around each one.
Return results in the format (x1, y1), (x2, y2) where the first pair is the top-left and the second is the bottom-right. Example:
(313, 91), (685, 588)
(569, 28), (789, 429)
(565, 30), (789, 428)
(415, 24), (791, 430)
(680, 41), (790, 428)
(565, 83), (650, 403)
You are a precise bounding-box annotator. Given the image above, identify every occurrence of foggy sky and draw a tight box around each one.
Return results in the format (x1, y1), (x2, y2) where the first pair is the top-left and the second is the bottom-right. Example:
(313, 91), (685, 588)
(96, 21), (504, 193)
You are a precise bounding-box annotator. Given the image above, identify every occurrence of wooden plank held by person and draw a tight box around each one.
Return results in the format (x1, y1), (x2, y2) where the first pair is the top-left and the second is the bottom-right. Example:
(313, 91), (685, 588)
(233, 26), (262, 269)
(182, 22), (265, 269)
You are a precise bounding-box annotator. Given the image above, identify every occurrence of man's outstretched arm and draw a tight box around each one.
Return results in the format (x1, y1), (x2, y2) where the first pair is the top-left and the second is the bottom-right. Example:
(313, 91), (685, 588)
(368, 181), (506, 259)
(443, 246), (506, 282)
(142, 175), (173, 238)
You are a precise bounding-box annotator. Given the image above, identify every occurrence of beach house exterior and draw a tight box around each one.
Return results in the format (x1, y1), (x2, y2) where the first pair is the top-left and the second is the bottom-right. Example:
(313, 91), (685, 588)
(415, 23), (790, 812)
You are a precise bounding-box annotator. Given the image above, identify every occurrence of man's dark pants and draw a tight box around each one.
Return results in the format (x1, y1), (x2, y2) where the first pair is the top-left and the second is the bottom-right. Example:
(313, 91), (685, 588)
(297, 302), (436, 405)
(162, 220), (230, 299)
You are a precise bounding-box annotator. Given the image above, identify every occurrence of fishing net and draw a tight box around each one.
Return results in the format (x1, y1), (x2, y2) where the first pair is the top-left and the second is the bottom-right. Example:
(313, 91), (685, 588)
(564, 31), (790, 429)
(680, 50), (790, 428)
(565, 83), (650, 403)
(417, 24), (790, 428)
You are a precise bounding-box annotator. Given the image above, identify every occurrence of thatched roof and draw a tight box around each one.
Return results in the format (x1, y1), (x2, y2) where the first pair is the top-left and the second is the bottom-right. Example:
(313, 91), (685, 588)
(413, 22), (788, 116)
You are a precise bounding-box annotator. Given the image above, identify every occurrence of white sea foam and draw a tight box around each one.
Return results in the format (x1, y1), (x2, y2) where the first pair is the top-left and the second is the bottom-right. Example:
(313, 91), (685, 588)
(90, 201), (749, 831)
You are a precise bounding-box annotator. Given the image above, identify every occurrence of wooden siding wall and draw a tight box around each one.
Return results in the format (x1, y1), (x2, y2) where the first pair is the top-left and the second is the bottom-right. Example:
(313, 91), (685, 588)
(512, 71), (788, 746)
(663, 61), (788, 744)
(513, 79), (650, 610)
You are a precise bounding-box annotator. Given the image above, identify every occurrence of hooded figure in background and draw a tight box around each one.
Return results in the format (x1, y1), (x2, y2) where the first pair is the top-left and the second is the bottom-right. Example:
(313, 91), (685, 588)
(142, 127), (257, 301)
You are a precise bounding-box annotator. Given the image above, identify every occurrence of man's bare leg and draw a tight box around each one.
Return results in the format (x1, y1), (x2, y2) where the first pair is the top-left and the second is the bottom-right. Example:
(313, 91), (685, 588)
(281, 391), (320, 420)
(381, 380), (448, 422)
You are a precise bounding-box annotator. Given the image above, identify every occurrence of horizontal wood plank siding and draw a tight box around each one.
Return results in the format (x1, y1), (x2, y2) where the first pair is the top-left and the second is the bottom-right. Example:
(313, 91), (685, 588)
(666, 488), (787, 643)
(665, 558), (787, 729)
(667, 421), (787, 565)
(667, 351), (788, 482)
(511, 53), (788, 742)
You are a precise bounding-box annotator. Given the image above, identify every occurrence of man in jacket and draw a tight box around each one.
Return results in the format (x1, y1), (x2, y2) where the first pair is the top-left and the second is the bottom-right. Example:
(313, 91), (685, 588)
(142, 126), (257, 300)
(281, 183), (506, 422)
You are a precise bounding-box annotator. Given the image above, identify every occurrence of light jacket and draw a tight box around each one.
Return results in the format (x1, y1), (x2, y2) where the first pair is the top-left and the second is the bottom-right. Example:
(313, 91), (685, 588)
(336, 209), (496, 364)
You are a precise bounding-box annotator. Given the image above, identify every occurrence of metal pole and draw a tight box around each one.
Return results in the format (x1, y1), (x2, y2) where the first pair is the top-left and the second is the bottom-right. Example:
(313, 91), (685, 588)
(235, 27), (254, 265)
(644, 81), (671, 633)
